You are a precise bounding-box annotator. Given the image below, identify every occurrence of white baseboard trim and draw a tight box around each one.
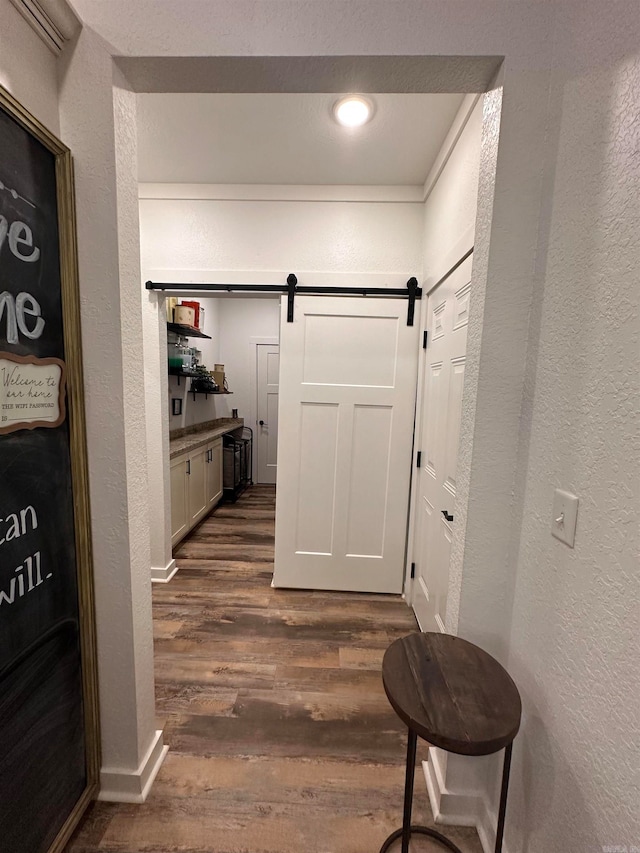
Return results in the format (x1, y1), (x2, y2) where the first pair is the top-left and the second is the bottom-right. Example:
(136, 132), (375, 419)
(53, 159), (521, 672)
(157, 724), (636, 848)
(98, 729), (168, 803)
(423, 753), (480, 828)
(151, 558), (178, 583)
(423, 750), (511, 853)
(475, 793), (512, 853)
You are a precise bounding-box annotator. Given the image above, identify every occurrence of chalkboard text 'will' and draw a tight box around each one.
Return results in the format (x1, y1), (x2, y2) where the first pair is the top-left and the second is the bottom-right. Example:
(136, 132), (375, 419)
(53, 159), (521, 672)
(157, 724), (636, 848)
(0, 551), (50, 606)
(0, 505), (53, 609)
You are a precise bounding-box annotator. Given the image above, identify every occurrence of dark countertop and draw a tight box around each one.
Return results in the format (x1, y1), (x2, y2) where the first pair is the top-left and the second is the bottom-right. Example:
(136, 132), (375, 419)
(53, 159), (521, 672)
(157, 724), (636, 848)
(169, 419), (244, 459)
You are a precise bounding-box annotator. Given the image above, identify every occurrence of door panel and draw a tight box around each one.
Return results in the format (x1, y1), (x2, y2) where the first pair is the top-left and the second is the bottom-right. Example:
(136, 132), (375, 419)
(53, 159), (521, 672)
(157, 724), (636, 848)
(411, 255), (472, 631)
(257, 344), (279, 484)
(187, 446), (207, 524)
(206, 439), (223, 508)
(295, 403), (339, 555)
(345, 405), (393, 558)
(443, 357), (466, 499)
(302, 313), (399, 387)
(170, 456), (189, 546)
(274, 295), (419, 593)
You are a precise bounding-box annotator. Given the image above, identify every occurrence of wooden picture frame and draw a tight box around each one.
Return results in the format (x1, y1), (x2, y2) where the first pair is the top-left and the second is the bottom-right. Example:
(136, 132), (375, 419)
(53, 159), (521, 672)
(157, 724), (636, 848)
(0, 85), (100, 853)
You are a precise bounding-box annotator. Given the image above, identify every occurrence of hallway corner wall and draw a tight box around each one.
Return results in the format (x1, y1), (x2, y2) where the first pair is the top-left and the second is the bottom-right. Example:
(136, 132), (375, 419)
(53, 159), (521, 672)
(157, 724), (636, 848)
(58, 26), (162, 800)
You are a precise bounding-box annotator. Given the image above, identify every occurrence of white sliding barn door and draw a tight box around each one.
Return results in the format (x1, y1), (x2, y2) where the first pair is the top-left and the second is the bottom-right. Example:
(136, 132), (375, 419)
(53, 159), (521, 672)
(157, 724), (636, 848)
(411, 255), (471, 631)
(273, 295), (419, 593)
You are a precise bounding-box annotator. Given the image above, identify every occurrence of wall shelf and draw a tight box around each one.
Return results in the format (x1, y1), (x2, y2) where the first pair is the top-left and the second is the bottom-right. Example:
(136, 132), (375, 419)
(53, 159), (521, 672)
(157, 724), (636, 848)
(190, 389), (233, 400)
(167, 321), (212, 340)
(169, 367), (200, 385)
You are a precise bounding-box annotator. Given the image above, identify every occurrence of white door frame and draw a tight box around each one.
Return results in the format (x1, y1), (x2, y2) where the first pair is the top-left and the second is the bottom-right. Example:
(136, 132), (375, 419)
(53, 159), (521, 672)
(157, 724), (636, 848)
(248, 336), (279, 484)
(404, 226), (476, 612)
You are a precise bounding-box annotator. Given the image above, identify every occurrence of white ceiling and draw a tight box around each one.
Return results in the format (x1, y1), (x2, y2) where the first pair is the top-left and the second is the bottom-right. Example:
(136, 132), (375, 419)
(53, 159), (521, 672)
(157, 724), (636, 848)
(136, 93), (465, 186)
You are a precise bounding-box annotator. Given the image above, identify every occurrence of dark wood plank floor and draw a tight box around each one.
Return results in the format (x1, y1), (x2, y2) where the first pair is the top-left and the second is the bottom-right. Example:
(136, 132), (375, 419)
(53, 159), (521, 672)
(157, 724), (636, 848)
(68, 485), (482, 853)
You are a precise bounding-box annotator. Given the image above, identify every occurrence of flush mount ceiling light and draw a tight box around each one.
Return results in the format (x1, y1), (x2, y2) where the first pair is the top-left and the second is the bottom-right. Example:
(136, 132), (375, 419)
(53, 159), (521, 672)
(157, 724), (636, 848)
(333, 95), (374, 128)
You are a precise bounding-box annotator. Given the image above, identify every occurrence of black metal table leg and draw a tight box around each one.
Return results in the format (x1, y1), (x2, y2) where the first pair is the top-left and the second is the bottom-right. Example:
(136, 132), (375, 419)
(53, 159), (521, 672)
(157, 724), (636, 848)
(401, 728), (417, 853)
(494, 743), (512, 853)
(379, 728), (464, 853)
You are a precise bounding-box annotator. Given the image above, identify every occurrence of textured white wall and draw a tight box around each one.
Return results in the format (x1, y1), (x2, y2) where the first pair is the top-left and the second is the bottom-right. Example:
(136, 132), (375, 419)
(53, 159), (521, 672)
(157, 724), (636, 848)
(139, 196), (424, 279)
(0, 0), (60, 134)
(0, 2), (161, 799)
(58, 28), (159, 790)
(217, 297), (281, 422)
(422, 98), (483, 287)
(33, 2), (638, 846)
(140, 192), (420, 578)
(501, 7), (640, 851)
(140, 192), (422, 433)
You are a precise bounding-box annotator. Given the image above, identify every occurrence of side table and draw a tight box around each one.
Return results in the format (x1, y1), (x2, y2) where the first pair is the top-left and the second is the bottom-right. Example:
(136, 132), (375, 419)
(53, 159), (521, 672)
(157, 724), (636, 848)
(380, 632), (521, 853)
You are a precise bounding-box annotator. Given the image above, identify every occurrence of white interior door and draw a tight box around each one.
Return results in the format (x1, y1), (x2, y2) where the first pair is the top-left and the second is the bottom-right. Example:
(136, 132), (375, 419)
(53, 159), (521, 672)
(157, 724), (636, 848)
(411, 255), (472, 631)
(256, 344), (279, 484)
(273, 295), (419, 593)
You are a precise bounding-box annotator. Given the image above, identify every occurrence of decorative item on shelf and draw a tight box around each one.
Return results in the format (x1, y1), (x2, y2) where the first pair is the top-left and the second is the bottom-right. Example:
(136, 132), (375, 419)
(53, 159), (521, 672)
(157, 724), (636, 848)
(180, 300), (202, 329)
(190, 365), (219, 396)
(166, 296), (178, 322)
(174, 304), (196, 327)
(168, 341), (195, 372)
(212, 365), (225, 390)
(167, 340), (182, 370)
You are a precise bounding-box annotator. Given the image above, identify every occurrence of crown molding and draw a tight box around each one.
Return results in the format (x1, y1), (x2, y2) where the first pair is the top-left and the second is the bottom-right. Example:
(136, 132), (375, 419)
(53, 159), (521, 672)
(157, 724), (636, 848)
(9, 0), (80, 55)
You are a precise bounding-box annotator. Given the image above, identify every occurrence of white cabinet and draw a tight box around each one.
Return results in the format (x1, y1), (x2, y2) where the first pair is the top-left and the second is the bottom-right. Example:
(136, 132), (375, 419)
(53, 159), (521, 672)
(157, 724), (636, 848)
(170, 436), (225, 548)
(187, 445), (208, 525)
(206, 438), (223, 509)
(170, 455), (189, 546)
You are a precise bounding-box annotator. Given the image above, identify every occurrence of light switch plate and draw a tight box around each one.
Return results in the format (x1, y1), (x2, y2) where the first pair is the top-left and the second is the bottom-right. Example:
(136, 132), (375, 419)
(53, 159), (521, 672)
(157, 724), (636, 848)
(551, 489), (579, 547)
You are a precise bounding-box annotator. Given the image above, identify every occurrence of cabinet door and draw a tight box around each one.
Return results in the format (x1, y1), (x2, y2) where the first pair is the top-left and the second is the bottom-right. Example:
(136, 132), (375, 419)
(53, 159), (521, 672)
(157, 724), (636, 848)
(206, 439), (223, 507)
(170, 455), (189, 545)
(187, 446), (208, 524)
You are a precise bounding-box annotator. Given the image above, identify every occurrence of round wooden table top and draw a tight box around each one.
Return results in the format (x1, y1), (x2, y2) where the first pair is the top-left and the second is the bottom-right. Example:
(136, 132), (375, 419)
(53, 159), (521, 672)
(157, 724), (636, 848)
(382, 632), (521, 756)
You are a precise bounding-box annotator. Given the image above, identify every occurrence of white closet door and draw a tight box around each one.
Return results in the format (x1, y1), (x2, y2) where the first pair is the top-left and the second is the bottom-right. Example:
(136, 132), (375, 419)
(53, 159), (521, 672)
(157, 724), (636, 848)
(273, 295), (419, 593)
(411, 255), (471, 631)
(256, 344), (279, 484)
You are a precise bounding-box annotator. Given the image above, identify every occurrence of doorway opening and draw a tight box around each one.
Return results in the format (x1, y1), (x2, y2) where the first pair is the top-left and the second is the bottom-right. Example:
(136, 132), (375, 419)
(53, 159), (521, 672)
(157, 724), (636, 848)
(255, 340), (279, 485)
(142, 89), (488, 632)
(81, 52), (506, 852)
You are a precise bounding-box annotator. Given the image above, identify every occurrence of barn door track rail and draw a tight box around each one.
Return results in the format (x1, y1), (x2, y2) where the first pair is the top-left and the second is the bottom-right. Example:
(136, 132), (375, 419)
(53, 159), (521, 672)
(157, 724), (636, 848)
(145, 275), (422, 326)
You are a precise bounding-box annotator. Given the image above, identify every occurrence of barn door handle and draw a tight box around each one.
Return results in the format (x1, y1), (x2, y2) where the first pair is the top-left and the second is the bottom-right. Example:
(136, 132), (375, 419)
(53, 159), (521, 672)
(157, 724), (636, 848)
(441, 510), (454, 522)
(259, 420), (267, 426)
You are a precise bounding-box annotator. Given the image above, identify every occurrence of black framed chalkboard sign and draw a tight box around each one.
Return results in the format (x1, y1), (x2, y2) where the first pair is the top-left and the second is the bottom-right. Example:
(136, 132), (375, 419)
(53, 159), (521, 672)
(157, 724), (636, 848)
(0, 86), (100, 852)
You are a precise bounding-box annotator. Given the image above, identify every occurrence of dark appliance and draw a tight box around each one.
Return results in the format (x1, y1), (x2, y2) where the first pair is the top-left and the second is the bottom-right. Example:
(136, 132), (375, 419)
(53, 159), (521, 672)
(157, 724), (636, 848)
(223, 428), (253, 501)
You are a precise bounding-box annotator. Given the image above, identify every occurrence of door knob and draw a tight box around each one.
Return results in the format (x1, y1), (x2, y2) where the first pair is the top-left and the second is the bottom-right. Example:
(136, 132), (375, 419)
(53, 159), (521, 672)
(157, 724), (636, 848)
(441, 510), (454, 522)
(259, 420), (267, 426)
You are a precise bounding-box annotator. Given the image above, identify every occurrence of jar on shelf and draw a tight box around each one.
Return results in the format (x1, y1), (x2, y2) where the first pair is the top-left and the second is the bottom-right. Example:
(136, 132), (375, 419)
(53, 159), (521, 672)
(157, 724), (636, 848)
(168, 341), (182, 369)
